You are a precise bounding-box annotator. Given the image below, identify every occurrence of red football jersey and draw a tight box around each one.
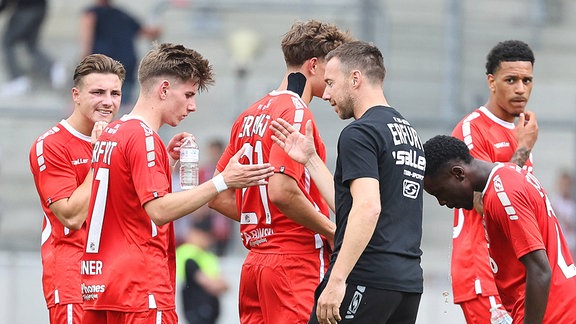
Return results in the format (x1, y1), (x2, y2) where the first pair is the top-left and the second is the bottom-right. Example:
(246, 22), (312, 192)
(483, 163), (576, 323)
(29, 120), (90, 308)
(217, 90), (330, 253)
(450, 106), (534, 302)
(81, 116), (176, 312)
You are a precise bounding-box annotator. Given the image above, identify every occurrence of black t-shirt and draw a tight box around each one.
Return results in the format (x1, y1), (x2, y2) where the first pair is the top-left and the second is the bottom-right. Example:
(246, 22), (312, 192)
(329, 106), (424, 293)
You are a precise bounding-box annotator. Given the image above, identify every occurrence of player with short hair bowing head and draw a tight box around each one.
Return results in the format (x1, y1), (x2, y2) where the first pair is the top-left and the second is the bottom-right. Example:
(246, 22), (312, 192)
(209, 20), (352, 324)
(423, 135), (576, 324)
(29, 54), (126, 323)
(80, 43), (274, 324)
(450, 39), (539, 323)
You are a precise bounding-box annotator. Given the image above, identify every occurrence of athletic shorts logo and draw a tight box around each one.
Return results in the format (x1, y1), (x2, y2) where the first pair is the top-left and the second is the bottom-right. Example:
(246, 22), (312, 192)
(345, 285), (366, 319)
(403, 179), (420, 199)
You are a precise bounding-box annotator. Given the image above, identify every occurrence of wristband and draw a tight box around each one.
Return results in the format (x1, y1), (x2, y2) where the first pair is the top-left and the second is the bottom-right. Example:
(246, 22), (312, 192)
(212, 174), (228, 193)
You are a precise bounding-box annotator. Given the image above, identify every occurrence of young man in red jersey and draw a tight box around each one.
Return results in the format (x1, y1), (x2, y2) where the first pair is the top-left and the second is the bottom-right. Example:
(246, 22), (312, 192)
(450, 40), (539, 322)
(209, 20), (352, 323)
(424, 135), (576, 324)
(80, 43), (274, 324)
(29, 54), (125, 323)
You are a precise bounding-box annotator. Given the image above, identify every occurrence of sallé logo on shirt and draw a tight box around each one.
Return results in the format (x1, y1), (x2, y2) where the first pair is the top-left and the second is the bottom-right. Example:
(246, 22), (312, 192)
(72, 158), (89, 165)
(494, 142), (510, 149)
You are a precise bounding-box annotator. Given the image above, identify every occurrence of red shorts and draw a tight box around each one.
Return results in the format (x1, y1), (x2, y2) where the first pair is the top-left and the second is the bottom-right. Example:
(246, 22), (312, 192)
(82, 309), (178, 324)
(48, 303), (83, 323)
(239, 249), (330, 324)
(459, 295), (505, 324)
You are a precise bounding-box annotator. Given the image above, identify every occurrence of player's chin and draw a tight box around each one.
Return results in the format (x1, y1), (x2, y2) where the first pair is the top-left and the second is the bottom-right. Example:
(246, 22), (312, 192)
(510, 102), (527, 112)
(93, 115), (113, 124)
(168, 120), (181, 127)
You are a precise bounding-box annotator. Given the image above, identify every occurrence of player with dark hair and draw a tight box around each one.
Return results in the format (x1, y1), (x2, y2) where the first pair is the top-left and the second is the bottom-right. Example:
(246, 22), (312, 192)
(485, 40), (535, 76)
(423, 135), (576, 323)
(80, 43), (274, 324)
(209, 20), (352, 323)
(29, 54), (125, 323)
(449, 39), (539, 322)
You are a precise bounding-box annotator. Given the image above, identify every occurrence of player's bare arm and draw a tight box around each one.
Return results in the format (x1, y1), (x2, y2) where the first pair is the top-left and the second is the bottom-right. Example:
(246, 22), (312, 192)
(511, 111), (538, 167)
(208, 170), (240, 222)
(316, 177), (380, 324)
(145, 147), (274, 225)
(268, 172), (336, 246)
(271, 118), (336, 212)
(519, 249), (551, 324)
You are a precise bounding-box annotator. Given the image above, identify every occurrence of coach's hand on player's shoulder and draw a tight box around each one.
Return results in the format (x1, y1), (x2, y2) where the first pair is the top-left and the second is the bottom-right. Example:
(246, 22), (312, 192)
(516, 111), (538, 151)
(220, 146), (275, 189)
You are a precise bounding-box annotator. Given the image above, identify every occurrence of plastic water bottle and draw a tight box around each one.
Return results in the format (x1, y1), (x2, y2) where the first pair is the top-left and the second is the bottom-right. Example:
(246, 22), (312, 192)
(179, 136), (199, 189)
(490, 305), (513, 324)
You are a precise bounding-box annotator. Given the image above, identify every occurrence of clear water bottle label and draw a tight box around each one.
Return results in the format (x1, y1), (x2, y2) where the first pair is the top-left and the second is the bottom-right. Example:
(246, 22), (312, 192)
(180, 148), (199, 163)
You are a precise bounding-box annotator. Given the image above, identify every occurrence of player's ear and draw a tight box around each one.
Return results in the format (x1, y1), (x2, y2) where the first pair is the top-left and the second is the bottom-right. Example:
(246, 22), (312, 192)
(487, 74), (496, 93)
(158, 80), (170, 99)
(451, 165), (465, 181)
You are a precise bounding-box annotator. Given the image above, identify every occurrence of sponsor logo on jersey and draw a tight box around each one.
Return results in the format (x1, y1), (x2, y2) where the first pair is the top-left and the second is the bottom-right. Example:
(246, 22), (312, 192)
(82, 283), (105, 301)
(494, 141), (510, 149)
(72, 158), (89, 165)
(403, 179), (420, 199)
(243, 227), (274, 247)
(393, 149), (426, 171)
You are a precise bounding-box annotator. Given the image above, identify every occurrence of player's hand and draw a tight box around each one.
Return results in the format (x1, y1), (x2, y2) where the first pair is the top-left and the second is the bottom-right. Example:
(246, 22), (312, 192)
(516, 111), (538, 150)
(316, 279), (344, 324)
(166, 132), (194, 162)
(221, 146), (275, 188)
(91, 121), (108, 145)
(270, 118), (316, 165)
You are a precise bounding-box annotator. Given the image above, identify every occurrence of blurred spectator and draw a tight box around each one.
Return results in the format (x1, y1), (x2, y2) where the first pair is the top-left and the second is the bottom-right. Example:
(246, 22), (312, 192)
(176, 217), (228, 324)
(550, 169), (576, 256)
(79, 0), (161, 109)
(200, 139), (234, 256)
(0, 0), (66, 97)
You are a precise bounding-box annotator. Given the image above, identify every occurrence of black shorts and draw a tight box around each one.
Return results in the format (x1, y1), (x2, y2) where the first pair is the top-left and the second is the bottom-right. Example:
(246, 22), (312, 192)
(308, 279), (421, 324)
